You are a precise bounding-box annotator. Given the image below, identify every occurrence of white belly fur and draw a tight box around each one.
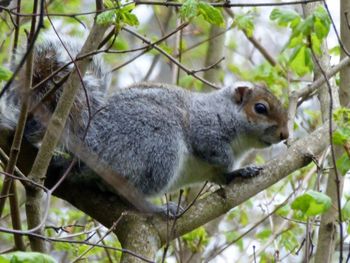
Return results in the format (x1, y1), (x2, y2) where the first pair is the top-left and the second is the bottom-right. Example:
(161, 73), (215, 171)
(166, 141), (222, 193)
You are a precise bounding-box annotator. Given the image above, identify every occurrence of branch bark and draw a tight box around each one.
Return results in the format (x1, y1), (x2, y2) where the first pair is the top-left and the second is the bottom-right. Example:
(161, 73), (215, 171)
(44, 120), (330, 253)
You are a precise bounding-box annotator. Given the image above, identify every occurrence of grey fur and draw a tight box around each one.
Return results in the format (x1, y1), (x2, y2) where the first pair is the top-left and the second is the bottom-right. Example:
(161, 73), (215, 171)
(0, 37), (288, 199)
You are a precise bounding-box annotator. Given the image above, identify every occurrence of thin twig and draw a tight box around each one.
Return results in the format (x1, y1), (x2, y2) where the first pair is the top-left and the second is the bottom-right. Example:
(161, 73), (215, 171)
(122, 27), (221, 89)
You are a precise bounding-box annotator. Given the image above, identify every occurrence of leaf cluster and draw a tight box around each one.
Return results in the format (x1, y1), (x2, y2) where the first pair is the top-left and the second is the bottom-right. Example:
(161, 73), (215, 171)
(270, 6), (331, 76)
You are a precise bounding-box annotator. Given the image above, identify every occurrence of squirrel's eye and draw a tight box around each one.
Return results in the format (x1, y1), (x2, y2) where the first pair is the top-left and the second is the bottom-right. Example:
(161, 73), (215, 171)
(254, 103), (267, 114)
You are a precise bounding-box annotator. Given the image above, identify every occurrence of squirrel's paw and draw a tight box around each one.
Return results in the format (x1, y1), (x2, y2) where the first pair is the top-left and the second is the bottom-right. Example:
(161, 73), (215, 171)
(236, 165), (262, 178)
(225, 165), (263, 184)
(157, 202), (184, 219)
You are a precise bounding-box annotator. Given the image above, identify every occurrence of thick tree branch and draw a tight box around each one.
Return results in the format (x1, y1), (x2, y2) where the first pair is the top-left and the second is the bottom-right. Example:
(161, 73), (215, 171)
(42, 120), (330, 248)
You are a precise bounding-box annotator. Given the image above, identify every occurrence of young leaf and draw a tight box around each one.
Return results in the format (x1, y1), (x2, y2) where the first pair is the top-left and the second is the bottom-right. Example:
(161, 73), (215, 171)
(180, 0), (198, 20)
(198, 2), (224, 27)
(291, 190), (332, 216)
(234, 12), (255, 37)
(96, 10), (116, 25)
(289, 45), (313, 76)
(329, 45), (340, 56)
(120, 12), (139, 26)
(313, 5), (331, 33)
(314, 18), (329, 39)
(256, 229), (272, 240)
(310, 32), (322, 55)
(333, 128), (350, 145)
(343, 200), (350, 221)
(336, 153), (350, 175)
(288, 33), (303, 48)
(0, 66), (12, 81)
(270, 8), (301, 28)
(182, 226), (209, 252)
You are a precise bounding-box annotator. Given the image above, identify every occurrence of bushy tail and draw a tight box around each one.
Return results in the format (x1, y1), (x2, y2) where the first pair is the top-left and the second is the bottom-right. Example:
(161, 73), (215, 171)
(0, 35), (110, 146)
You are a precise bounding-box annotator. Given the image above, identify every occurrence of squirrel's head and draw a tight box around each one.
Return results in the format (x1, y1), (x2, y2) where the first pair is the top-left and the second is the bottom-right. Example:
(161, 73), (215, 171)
(232, 85), (289, 148)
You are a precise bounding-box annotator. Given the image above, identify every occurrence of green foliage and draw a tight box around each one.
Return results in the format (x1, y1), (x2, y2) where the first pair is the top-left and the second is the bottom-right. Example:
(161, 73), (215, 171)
(182, 226), (209, 253)
(270, 6), (331, 76)
(259, 252), (275, 263)
(291, 190), (332, 216)
(255, 229), (272, 240)
(0, 67), (12, 82)
(232, 11), (255, 37)
(228, 62), (288, 96)
(197, 3), (224, 27)
(288, 45), (313, 76)
(270, 9), (301, 27)
(336, 153), (350, 175)
(333, 108), (350, 145)
(97, 1), (139, 29)
(276, 204), (291, 217)
(329, 45), (340, 56)
(180, 0), (224, 26)
(0, 252), (56, 263)
(180, 0), (198, 19)
(342, 199), (350, 221)
(279, 230), (299, 253)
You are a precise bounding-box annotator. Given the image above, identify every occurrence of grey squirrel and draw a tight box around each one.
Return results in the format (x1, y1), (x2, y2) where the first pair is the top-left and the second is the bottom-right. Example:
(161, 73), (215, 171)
(0, 37), (289, 214)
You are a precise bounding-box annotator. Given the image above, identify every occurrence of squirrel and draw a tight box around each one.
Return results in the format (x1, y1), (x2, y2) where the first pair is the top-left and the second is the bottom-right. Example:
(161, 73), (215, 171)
(0, 37), (289, 215)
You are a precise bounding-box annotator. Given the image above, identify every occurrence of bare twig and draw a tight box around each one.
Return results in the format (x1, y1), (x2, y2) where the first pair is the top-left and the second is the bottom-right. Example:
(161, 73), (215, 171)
(122, 27), (221, 89)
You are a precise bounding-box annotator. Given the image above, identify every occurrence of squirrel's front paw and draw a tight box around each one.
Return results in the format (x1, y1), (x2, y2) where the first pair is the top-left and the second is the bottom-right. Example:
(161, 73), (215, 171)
(237, 165), (262, 178)
(225, 165), (263, 184)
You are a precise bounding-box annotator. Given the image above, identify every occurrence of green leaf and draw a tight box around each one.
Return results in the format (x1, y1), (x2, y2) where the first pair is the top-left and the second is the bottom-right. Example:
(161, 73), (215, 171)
(291, 190), (332, 216)
(333, 128), (350, 145)
(336, 153), (350, 175)
(96, 10), (115, 25)
(280, 231), (299, 252)
(289, 45), (313, 76)
(121, 12), (139, 26)
(270, 8), (301, 28)
(0, 66), (12, 81)
(256, 229), (272, 240)
(234, 12), (255, 37)
(180, 0), (198, 20)
(276, 204), (291, 217)
(198, 2), (224, 27)
(314, 18), (329, 39)
(311, 32), (321, 55)
(313, 5), (330, 34)
(0, 252), (56, 263)
(103, 0), (115, 9)
(240, 210), (248, 226)
(329, 45), (340, 56)
(182, 227), (209, 253)
(342, 200), (350, 221)
(288, 33), (303, 48)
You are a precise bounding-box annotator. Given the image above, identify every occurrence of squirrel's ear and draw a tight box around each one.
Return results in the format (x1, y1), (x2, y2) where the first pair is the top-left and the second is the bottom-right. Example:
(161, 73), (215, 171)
(233, 86), (252, 104)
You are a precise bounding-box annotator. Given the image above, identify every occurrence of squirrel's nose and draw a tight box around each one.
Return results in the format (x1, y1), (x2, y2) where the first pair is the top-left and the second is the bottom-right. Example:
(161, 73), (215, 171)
(279, 127), (289, 141)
